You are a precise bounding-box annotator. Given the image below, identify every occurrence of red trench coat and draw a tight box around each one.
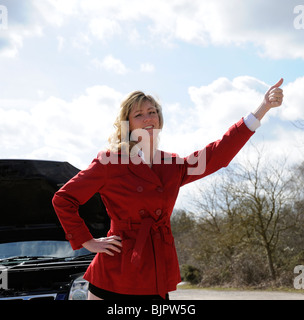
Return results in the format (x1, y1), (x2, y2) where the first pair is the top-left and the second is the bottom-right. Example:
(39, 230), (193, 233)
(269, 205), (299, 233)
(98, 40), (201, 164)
(52, 118), (254, 298)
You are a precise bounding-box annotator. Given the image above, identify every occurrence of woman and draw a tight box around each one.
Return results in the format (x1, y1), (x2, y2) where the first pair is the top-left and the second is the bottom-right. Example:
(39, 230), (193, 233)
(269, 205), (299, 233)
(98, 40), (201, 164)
(52, 79), (284, 300)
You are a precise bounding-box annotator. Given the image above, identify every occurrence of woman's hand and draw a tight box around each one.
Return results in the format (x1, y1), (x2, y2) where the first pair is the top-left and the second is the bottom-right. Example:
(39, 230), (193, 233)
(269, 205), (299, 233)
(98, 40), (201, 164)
(263, 78), (284, 109)
(82, 235), (122, 256)
(253, 78), (284, 121)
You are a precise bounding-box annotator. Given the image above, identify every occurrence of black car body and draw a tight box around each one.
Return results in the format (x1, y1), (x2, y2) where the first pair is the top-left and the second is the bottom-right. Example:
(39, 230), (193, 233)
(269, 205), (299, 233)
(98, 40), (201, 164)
(0, 159), (109, 300)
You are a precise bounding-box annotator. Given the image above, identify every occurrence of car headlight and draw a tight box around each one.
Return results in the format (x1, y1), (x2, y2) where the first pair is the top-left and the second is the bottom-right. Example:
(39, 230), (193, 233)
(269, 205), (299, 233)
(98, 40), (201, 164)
(68, 276), (89, 300)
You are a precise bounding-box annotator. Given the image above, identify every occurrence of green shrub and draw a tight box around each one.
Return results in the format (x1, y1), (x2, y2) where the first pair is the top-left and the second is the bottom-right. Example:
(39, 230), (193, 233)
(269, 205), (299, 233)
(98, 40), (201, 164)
(181, 264), (202, 284)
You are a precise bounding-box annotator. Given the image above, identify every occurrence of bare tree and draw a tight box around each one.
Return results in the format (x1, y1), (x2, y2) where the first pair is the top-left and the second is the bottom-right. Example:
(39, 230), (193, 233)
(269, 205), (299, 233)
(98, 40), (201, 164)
(193, 146), (300, 283)
(230, 152), (296, 280)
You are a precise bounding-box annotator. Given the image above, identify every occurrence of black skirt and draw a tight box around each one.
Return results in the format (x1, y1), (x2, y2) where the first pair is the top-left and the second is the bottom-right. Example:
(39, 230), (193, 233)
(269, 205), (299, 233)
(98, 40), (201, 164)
(88, 283), (169, 300)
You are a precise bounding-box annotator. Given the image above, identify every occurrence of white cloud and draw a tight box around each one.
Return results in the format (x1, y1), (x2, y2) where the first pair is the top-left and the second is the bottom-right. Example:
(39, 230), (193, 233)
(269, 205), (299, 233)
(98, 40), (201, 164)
(140, 63), (155, 73)
(0, 24), (43, 58)
(71, 32), (92, 54)
(74, 0), (304, 59)
(1, 0), (303, 59)
(92, 55), (129, 75)
(188, 76), (268, 139)
(57, 36), (65, 52)
(0, 1), (45, 58)
(0, 85), (123, 169)
(279, 76), (304, 121)
(200, 0), (304, 60)
(33, 0), (78, 27)
(88, 18), (122, 41)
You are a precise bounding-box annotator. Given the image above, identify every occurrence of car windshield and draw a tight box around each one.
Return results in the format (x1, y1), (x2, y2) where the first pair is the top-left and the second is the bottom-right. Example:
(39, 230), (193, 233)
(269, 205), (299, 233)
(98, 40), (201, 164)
(0, 240), (90, 262)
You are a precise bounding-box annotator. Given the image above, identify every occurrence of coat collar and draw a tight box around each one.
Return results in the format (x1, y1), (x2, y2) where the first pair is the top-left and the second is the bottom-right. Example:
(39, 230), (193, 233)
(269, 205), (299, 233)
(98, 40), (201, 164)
(128, 160), (162, 186)
(127, 149), (174, 186)
(99, 149), (177, 186)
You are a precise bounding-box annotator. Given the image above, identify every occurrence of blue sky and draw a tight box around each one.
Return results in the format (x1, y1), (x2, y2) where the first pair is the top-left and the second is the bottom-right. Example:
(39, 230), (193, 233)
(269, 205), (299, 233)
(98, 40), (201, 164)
(1, 0), (304, 208)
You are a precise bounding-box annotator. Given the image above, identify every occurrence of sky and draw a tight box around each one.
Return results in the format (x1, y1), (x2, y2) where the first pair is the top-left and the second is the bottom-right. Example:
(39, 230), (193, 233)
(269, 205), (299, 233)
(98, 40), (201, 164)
(1, 0), (304, 209)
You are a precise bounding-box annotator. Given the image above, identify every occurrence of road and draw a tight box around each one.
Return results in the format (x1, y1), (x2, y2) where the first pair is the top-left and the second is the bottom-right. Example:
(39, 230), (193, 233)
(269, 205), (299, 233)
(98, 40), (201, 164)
(169, 288), (304, 300)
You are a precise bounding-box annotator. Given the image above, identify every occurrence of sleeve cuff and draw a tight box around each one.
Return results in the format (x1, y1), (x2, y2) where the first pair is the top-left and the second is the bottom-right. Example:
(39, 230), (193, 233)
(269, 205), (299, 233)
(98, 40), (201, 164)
(243, 113), (261, 132)
(65, 225), (93, 250)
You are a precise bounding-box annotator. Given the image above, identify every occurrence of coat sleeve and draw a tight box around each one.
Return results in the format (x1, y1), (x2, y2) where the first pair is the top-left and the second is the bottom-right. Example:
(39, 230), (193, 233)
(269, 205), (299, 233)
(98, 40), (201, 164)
(180, 118), (254, 186)
(52, 158), (107, 250)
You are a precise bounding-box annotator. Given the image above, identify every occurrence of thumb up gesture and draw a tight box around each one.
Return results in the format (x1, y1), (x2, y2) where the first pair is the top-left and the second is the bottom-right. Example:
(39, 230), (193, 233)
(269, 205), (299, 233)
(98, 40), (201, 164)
(263, 78), (284, 109)
(253, 78), (284, 121)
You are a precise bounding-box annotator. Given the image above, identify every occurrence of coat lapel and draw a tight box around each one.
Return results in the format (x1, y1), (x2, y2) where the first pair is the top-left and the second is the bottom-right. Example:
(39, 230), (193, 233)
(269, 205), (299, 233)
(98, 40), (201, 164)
(128, 154), (162, 186)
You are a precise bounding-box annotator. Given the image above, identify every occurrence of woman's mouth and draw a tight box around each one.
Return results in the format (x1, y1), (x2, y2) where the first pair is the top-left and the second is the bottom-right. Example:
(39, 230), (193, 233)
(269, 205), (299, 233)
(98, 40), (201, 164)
(143, 125), (154, 130)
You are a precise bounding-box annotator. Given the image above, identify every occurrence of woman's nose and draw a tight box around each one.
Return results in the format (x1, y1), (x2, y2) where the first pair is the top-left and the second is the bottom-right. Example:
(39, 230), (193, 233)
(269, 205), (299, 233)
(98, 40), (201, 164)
(143, 114), (151, 122)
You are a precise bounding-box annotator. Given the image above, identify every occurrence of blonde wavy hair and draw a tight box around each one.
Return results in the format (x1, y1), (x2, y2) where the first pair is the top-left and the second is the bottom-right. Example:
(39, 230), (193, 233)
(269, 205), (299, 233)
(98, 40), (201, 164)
(108, 91), (164, 153)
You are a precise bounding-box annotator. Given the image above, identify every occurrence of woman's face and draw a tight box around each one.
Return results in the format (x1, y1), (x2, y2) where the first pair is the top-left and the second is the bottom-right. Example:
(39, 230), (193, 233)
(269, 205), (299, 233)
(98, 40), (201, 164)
(128, 100), (160, 136)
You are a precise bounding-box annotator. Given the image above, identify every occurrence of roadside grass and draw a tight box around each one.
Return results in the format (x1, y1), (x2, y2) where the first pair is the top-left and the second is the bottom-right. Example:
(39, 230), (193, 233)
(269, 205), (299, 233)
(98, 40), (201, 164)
(177, 283), (304, 293)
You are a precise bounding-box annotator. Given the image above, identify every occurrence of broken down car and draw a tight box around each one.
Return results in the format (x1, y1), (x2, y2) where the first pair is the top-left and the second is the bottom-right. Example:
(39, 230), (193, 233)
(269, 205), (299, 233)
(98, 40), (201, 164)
(0, 159), (109, 300)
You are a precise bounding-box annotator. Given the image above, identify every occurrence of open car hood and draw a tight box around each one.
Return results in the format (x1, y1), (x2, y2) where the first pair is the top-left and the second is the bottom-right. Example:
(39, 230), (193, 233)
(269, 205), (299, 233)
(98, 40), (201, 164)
(0, 159), (109, 243)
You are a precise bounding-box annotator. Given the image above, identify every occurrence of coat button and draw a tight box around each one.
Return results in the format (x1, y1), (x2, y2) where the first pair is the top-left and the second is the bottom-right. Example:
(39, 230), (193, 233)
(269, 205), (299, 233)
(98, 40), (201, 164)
(156, 186), (163, 193)
(139, 209), (145, 216)
(155, 209), (162, 216)
(137, 186), (144, 192)
(66, 233), (73, 240)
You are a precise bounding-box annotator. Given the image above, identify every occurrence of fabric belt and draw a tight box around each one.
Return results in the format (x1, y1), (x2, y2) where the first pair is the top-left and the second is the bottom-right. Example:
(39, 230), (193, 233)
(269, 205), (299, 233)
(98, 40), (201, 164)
(110, 215), (169, 299)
